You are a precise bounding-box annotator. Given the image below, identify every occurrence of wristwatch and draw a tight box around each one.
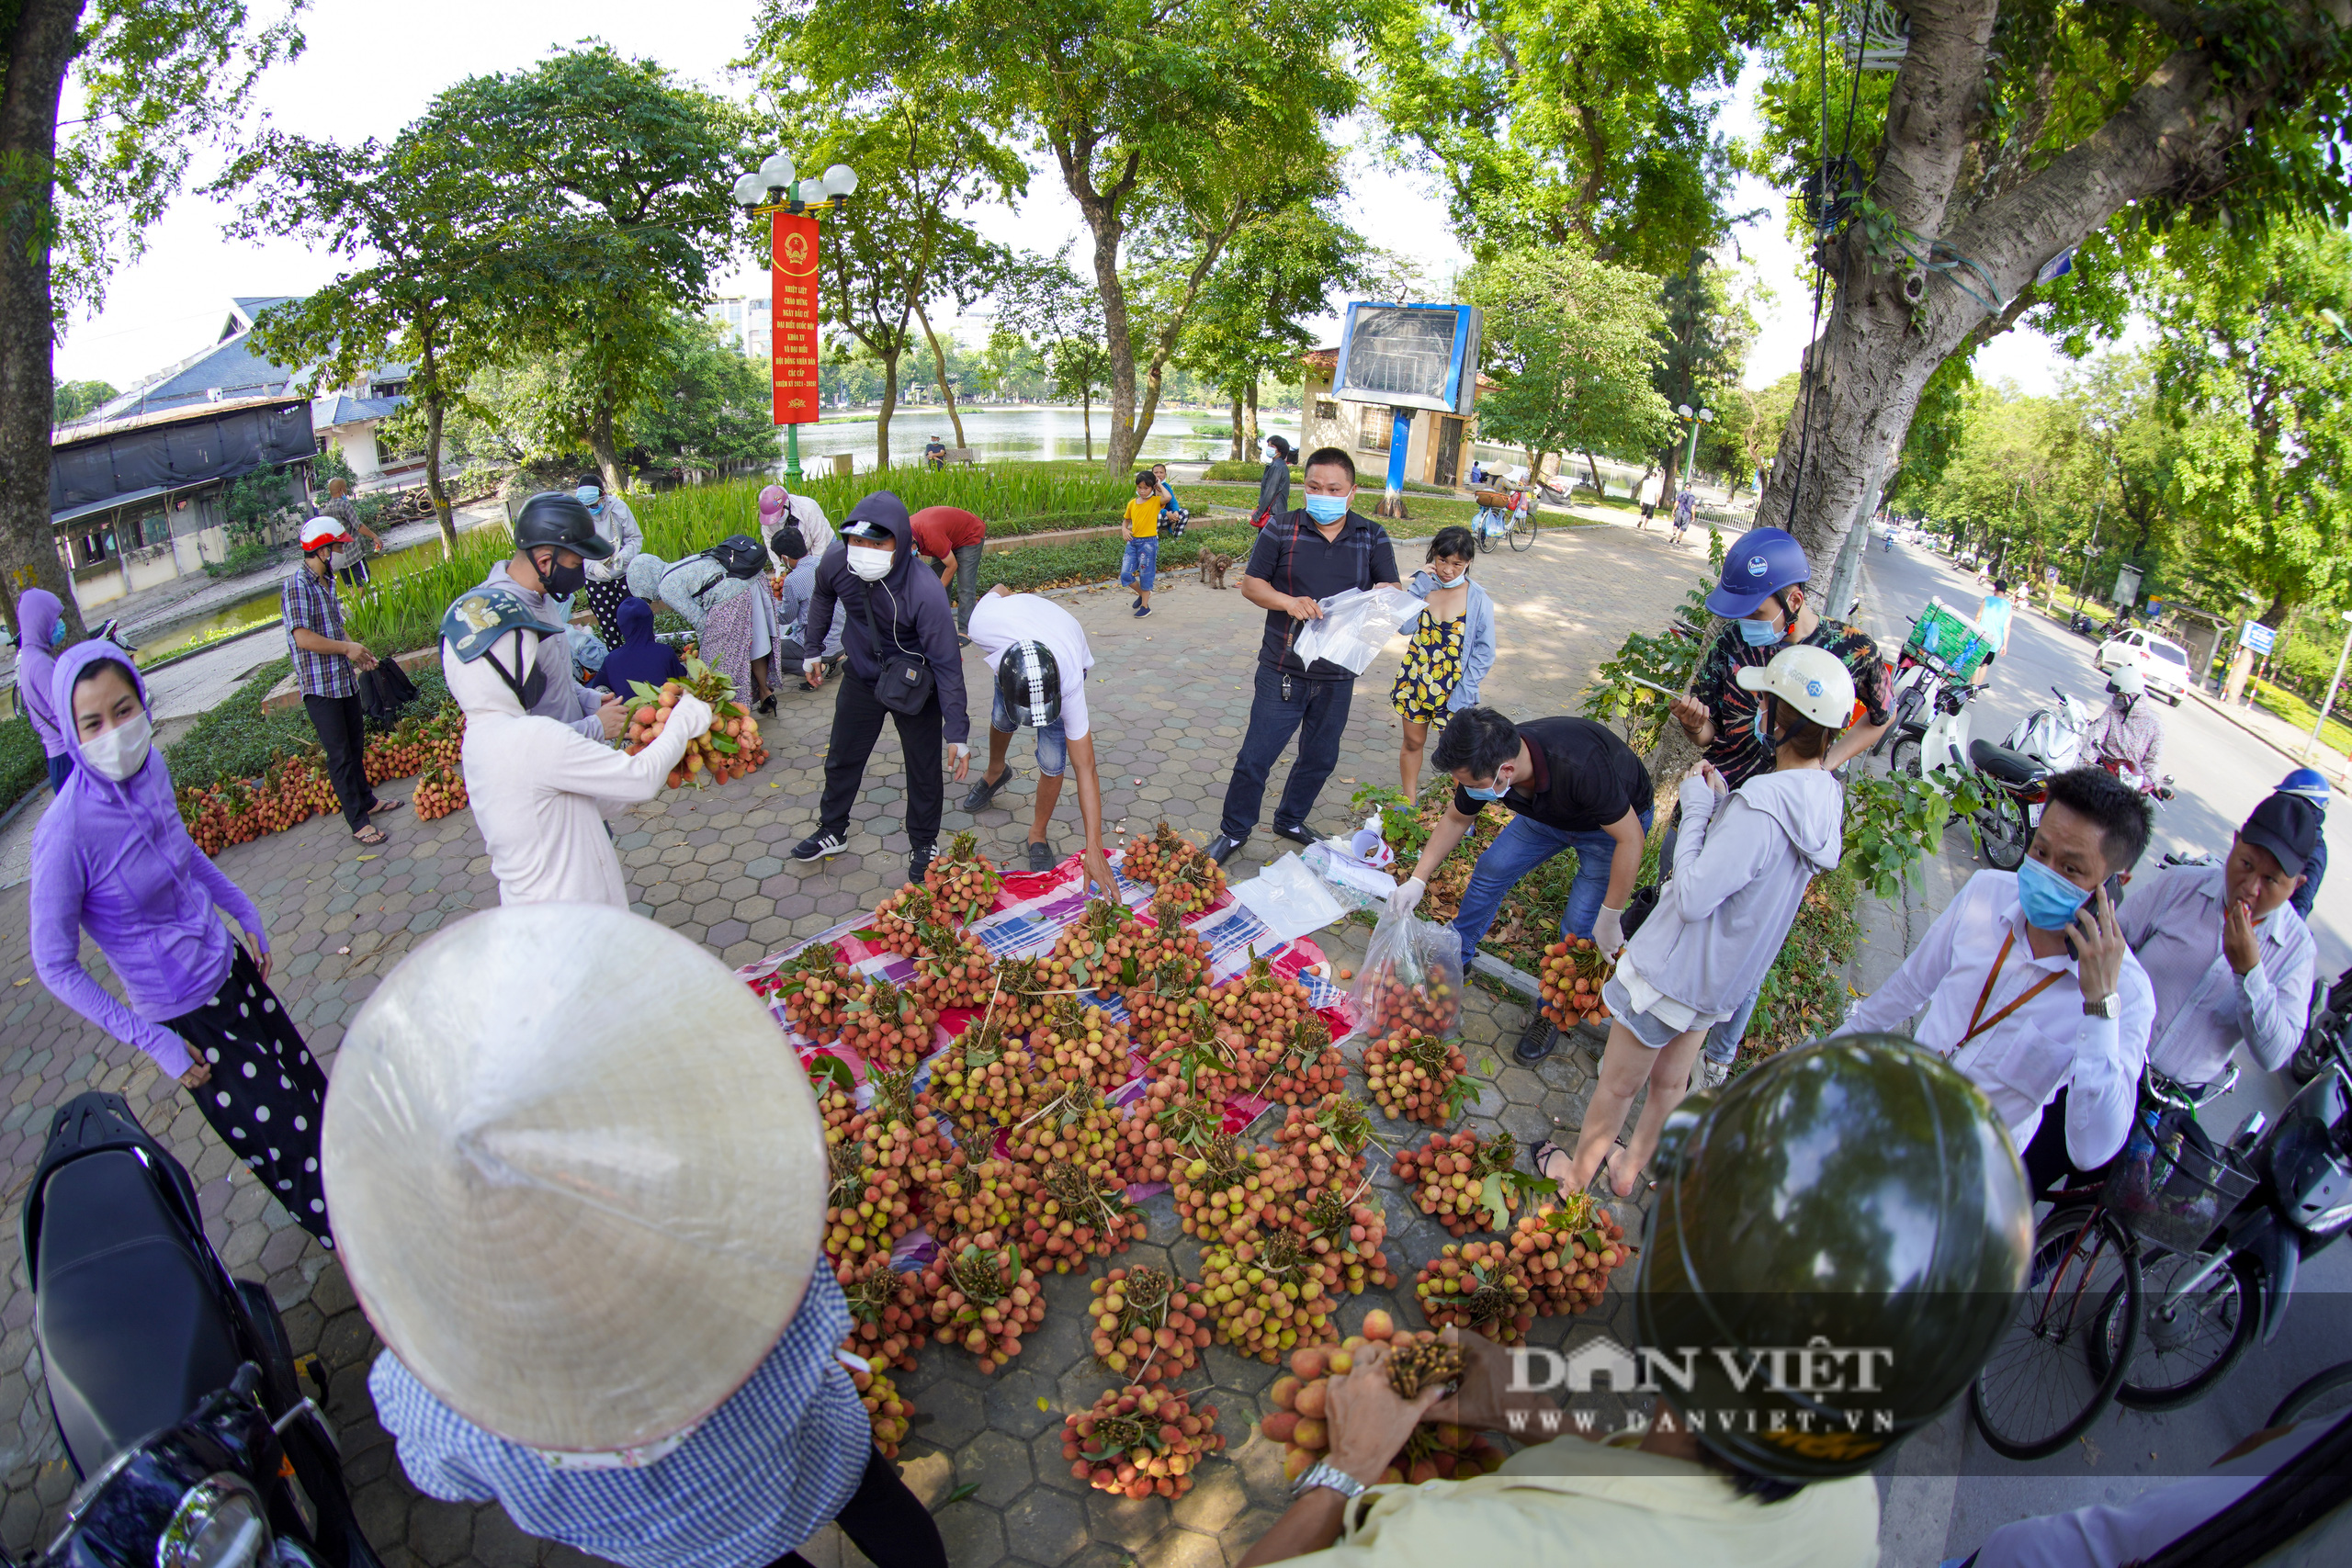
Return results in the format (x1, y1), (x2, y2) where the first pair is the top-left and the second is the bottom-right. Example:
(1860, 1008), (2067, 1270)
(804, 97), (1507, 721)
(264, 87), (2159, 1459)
(1291, 1460), (1369, 1501)
(2083, 992), (2120, 1020)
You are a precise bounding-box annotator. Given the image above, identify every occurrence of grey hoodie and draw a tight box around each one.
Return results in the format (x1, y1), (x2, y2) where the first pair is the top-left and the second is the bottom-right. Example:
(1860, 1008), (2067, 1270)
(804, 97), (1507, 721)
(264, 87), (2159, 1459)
(1622, 768), (1845, 1017)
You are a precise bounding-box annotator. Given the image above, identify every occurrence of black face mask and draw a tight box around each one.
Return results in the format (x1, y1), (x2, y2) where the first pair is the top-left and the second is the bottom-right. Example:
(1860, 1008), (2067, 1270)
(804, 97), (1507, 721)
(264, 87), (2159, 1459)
(537, 550), (588, 598)
(487, 632), (548, 711)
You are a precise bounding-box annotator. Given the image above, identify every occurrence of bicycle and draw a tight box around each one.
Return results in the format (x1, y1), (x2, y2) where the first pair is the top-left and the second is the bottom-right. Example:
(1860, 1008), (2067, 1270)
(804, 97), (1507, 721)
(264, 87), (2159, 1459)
(1471, 487), (1522, 554)
(1510, 496), (1538, 552)
(1969, 1066), (2249, 1459)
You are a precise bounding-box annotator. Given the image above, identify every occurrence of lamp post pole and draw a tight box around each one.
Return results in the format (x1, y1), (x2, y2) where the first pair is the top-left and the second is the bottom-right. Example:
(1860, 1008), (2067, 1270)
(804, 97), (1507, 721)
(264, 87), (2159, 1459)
(2305, 609), (2352, 762)
(730, 152), (859, 487)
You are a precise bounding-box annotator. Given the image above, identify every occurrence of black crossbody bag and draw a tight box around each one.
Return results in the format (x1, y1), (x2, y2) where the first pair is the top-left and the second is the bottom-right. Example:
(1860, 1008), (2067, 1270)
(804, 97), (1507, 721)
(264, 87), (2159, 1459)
(858, 581), (934, 715)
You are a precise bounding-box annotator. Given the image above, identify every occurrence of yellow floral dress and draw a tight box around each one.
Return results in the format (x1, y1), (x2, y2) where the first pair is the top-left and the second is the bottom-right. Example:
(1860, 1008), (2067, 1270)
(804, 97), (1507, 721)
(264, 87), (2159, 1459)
(1392, 609), (1467, 723)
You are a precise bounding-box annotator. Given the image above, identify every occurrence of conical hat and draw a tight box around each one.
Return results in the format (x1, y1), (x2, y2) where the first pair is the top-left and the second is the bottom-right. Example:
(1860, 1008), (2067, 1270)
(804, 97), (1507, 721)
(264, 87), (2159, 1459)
(322, 903), (824, 1452)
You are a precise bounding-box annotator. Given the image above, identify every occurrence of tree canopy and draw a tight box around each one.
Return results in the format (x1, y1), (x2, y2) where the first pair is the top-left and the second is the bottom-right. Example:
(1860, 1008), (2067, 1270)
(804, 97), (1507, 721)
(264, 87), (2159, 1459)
(1462, 242), (1672, 482)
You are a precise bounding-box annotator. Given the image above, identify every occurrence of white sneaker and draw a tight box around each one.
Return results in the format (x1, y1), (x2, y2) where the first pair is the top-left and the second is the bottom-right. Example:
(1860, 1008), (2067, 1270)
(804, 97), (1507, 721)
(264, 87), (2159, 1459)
(1698, 1057), (1730, 1091)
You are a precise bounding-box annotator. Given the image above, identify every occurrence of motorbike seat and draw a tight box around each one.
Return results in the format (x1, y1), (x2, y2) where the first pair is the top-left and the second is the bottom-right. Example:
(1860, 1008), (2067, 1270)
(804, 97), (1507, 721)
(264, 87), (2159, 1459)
(34, 1148), (243, 1476)
(1970, 738), (2049, 784)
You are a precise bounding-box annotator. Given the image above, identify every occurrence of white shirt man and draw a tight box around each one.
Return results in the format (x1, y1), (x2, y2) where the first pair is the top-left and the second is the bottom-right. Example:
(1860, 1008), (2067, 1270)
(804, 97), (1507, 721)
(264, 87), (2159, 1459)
(1838, 773), (2156, 1174)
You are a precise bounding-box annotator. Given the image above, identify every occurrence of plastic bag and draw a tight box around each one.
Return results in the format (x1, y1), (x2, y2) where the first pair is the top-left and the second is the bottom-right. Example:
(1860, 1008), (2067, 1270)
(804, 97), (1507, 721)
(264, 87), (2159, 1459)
(1293, 585), (1425, 675)
(1301, 840), (1399, 913)
(1348, 908), (1464, 1038)
(1231, 852), (1347, 944)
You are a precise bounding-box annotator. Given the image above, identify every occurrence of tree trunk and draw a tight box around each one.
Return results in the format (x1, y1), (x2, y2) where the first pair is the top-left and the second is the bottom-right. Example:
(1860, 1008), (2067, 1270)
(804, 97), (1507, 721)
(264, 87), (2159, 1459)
(876, 353), (900, 468)
(419, 335), (458, 555)
(1229, 395), (1243, 462)
(0, 0), (87, 640)
(588, 400), (623, 505)
(1080, 389), (1092, 463)
(1243, 382), (1260, 462)
(916, 304), (967, 447)
(1658, 446), (1680, 513)
(1077, 206), (1139, 474)
(1582, 451), (1602, 493)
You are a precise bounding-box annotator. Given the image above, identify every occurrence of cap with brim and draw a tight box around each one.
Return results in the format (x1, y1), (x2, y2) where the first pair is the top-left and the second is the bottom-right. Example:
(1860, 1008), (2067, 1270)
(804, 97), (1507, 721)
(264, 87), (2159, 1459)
(1706, 526), (1811, 617)
(2242, 793), (2321, 878)
(841, 518), (894, 542)
(441, 588), (563, 663)
(322, 903), (825, 1453)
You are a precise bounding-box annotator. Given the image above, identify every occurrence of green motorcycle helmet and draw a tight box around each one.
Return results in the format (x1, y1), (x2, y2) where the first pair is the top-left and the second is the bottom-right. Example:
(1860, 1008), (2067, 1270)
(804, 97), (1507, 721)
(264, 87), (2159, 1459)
(1634, 1035), (2032, 1483)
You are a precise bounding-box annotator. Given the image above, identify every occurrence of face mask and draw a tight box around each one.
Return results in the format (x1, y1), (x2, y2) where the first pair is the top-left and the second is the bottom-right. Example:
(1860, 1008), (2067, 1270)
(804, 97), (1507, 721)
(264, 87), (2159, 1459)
(1464, 767), (1514, 802)
(1750, 704), (1780, 747)
(50, 623), (66, 649)
(2015, 855), (2093, 931)
(575, 485), (603, 512)
(1302, 494), (1349, 525)
(846, 545), (893, 581)
(537, 553), (588, 598)
(79, 710), (153, 783)
(1430, 561), (1466, 584)
(1738, 613), (1786, 647)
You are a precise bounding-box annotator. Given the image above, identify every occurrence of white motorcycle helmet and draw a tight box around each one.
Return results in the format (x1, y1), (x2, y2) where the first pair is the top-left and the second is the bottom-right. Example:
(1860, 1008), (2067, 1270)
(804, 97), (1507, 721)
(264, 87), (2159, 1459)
(2107, 666), (2145, 700)
(1734, 643), (1858, 728)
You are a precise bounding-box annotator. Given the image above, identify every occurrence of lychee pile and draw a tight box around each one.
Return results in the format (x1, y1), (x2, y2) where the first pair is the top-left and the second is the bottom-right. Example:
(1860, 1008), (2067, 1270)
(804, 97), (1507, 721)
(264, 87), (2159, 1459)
(1061, 1384), (1223, 1500)
(1538, 936), (1616, 1031)
(1086, 1266), (1213, 1383)
(1361, 1030), (1474, 1124)
(924, 830), (1002, 924)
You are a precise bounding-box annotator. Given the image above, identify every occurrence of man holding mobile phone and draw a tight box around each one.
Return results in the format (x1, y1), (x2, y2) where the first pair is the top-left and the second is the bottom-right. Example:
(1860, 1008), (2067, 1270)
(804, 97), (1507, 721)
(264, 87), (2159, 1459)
(1835, 766), (2157, 1191)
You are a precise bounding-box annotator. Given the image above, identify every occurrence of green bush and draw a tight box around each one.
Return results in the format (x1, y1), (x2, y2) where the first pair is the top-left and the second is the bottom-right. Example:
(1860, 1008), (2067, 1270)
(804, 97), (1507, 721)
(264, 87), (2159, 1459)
(311, 447), (358, 491)
(631, 465), (1136, 560)
(202, 540), (280, 580)
(345, 526), (518, 657)
(0, 716), (49, 818)
(1200, 460), (1295, 482)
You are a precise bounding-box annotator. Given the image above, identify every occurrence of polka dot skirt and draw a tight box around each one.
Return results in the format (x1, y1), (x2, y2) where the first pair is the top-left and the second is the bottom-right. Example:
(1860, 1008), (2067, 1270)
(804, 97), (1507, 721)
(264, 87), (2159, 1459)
(164, 946), (334, 1247)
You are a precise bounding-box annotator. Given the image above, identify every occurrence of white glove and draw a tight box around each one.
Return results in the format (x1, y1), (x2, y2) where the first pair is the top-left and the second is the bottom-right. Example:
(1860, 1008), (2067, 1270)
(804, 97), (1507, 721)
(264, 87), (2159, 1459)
(668, 693), (714, 740)
(1594, 905), (1627, 959)
(803, 659), (823, 681)
(1389, 876), (1426, 917)
(948, 743), (969, 770)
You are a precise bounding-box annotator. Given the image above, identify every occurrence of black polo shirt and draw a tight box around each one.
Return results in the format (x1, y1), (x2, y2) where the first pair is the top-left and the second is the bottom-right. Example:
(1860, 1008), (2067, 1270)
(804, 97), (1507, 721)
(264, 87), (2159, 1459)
(1452, 716), (1654, 832)
(1242, 509), (1401, 680)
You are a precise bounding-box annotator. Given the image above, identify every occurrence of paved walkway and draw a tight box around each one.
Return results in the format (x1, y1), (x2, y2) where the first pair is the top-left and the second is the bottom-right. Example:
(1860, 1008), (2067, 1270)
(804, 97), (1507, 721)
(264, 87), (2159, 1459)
(0, 518), (1721, 1568)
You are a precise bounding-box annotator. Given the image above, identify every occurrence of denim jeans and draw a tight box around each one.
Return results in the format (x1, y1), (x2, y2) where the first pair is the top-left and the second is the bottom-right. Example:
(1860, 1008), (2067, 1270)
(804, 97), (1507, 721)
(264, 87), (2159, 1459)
(946, 543), (984, 630)
(990, 687), (1068, 777)
(1219, 665), (1352, 840)
(1120, 536), (1159, 592)
(1452, 807), (1653, 973)
(1657, 815), (1761, 1066)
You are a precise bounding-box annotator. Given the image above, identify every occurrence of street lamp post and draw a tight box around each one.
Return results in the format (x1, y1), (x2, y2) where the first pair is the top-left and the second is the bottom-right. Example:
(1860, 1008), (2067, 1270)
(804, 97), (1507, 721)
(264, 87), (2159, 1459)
(729, 153), (860, 484)
(2305, 608), (2352, 762)
(1677, 402), (1714, 486)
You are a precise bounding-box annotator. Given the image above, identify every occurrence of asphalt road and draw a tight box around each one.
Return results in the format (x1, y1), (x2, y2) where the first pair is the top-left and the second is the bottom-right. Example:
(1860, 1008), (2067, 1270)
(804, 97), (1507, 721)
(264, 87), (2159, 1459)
(1855, 537), (2352, 1558)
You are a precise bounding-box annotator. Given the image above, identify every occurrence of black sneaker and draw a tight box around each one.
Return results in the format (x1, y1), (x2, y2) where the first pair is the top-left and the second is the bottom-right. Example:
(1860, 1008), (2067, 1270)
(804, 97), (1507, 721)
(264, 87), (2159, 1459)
(1204, 832), (1246, 866)
(1271, 822), (1317, 850)
(790, 832), (847, 863)
(961, 764), (1017, 814)
(1513, 1015), (1559, 1065)
(909, 844), (937, 885)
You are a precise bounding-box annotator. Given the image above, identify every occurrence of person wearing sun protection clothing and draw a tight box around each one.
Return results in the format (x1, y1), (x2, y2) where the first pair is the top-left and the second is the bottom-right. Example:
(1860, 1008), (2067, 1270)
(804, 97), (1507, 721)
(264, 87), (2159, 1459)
(12, 587), (74, 792)
(31, 640), (334, 1246)
(285, 514), (401, 845)
(334, 904), (946, 1568)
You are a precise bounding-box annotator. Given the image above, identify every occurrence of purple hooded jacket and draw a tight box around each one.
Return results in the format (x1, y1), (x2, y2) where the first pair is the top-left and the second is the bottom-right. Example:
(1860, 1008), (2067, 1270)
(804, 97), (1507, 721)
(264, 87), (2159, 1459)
(29, 641), (267, 1077)
(14, 589), (69, 760)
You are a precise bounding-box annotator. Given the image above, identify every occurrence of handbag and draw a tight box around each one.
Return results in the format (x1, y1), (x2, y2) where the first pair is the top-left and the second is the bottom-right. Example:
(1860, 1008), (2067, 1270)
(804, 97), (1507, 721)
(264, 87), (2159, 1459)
(857, 582), (935, 716)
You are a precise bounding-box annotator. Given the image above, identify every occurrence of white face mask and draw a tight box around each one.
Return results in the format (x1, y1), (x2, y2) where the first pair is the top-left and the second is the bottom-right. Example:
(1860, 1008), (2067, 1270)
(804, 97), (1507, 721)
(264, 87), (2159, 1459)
(846, 544), (893, 582)
(80, 710), (153, 783)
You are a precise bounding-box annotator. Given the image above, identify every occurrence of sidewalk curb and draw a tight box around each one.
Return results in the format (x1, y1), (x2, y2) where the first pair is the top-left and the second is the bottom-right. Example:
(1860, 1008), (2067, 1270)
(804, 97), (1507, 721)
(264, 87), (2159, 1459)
(2186, 684), (2345, 774)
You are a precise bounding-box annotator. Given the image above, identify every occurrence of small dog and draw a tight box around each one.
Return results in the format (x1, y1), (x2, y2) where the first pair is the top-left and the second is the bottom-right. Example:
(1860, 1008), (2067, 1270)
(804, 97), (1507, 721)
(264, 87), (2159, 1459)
(1198, 549), (1233, 589)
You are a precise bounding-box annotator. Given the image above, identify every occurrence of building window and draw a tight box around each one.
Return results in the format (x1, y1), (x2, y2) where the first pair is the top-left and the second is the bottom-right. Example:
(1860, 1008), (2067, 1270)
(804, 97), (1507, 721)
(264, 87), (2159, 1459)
(1359, 406), (1392, 454)
(137, 511), (171, 548)
(1315, 399), (1339, 423)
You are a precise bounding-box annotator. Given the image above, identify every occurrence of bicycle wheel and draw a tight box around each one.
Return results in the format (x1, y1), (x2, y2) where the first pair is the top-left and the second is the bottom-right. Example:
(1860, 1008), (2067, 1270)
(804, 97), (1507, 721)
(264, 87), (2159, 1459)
(1476, 516), (1497, 554)
(2270, 1359), (2352, 1427)
(1978, 791), (2030, 870)
(1510, 508), (1538, 551)
(1970, 1205), (2141, 1461)
(2109, 1250), (2259, 1411)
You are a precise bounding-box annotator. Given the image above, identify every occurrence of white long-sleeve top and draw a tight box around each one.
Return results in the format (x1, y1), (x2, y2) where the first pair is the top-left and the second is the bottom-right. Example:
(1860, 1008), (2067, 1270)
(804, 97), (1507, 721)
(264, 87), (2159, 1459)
(1838, 870), (2154, 1171)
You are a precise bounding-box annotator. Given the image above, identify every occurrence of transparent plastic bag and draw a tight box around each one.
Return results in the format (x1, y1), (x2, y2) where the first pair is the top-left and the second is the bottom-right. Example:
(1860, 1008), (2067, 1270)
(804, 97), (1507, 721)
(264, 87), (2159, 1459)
(1293, 585), (1425, 675)
(1231, 852), (1347, 943)
(1349, 908), (1464, 1038)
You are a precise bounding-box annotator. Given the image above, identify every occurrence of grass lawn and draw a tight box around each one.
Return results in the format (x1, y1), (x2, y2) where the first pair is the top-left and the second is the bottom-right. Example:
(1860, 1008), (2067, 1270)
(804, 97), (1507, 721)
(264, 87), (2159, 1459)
(2249, 679), (2352, 759)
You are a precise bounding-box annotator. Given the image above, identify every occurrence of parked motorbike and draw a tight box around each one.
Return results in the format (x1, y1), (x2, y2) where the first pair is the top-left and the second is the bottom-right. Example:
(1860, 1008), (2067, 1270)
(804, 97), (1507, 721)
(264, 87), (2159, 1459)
(2002, 685), (2098, 773)
(1871, 651), (1946, 758)
(87, 617), (136, 653)
(1886, 681), (2045, 869)
(2069, 609), (2100, 637)
(22, 1091), (379, 1568)
(2290, 965), (2352, 1083)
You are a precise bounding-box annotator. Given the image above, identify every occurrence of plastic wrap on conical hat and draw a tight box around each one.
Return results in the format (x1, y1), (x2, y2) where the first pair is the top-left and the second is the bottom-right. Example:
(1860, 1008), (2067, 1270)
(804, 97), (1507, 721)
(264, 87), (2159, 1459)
(322, 902), (824, 1452)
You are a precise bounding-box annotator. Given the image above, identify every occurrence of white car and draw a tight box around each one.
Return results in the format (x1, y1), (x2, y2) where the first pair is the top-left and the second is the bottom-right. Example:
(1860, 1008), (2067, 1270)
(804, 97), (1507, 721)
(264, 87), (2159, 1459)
(2097, 626), (2191, 705)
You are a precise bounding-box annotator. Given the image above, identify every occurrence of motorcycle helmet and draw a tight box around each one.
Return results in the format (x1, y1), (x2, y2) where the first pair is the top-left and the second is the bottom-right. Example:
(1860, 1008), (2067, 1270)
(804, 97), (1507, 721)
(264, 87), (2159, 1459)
(1706, 526), (1812, 617)
(514, 491), (613, 560)
(1734, 643), (1856, 728)
(1637, 1035), (2033, 1483)
(2279, 768), (2331, 809)
(994, 640), (1062, 728)
(2107, 667), (2145, 699)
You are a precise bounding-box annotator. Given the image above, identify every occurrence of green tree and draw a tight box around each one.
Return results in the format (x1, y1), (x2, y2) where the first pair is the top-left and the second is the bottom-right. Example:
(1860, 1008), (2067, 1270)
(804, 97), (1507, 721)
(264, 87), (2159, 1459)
(1179, 199), (1369, 460)
(1, 0), (304, 635)
(764, 0), (1364, 473)
(1649, 255), (1756, 496)
(998, 252), (1114, 461)
(1463, 242), (1672, 491)
(425, 44), (752, 492)
(50, 379), (115, 425)
(1737, 0), (2352, 605)
(632, 316), (781, 472)
(1370, 0), (1750, 271)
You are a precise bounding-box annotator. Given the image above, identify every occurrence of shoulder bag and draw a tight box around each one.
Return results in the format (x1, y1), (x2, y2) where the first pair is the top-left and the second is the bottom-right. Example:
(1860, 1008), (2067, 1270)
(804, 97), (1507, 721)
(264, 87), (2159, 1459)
(858, 581), (935, 716)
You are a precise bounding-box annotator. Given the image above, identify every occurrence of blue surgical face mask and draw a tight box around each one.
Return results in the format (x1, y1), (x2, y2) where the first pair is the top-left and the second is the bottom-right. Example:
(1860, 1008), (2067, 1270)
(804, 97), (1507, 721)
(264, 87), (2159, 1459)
(1750, 704), (1777, 745)
(1738, 613), (1786, 647)
(1464, 765), (1515, 802)
(2015, 855), (2093, 931)
(1302, 493), (1349, 525)
(50, 622), (67, 649)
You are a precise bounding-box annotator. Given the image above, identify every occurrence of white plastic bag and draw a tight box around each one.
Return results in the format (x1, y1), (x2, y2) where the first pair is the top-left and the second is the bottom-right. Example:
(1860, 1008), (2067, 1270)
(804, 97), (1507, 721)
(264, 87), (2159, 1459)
(1293, 585), (1424, 675)
(1302, 840), (1400, 913)
(1231, 852), (1347, 944)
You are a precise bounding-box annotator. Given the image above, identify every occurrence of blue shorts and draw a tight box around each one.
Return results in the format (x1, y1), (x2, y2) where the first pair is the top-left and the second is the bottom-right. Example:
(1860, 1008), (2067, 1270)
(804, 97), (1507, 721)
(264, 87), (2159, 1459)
(991, 687), (1068, 777)
(1120, 536), (1159, 592)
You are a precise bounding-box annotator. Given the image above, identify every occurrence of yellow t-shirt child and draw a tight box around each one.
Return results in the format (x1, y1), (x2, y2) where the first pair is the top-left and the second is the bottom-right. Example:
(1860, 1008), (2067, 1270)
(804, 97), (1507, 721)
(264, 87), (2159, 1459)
(1124, 497), (1161, 539)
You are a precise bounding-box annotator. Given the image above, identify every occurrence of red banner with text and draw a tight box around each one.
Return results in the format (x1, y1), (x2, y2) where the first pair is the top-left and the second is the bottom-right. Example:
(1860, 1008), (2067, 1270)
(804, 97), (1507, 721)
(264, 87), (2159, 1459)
(771, 211), (820, 424)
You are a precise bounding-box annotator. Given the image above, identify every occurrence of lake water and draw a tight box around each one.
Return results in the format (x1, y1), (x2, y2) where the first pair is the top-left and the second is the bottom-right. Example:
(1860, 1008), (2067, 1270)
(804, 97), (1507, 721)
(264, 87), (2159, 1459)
(134, 529), (496, 666)
(783, 403), (1302, 469)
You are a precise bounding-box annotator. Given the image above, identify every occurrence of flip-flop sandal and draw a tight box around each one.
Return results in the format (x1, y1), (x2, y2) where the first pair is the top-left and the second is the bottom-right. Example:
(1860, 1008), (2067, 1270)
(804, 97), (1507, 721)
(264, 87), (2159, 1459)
(352, 825), (389, 846)
(1529, 1138), (1576, 1187)
(369, 798), (406, 816)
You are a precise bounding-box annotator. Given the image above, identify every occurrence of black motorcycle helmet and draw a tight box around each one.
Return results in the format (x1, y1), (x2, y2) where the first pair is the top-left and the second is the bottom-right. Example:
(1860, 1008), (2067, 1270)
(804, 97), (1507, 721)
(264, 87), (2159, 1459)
(994, 640), (1062, 728)
(1636, 1036), (2032, 1483)
(514, 491), (614, 560)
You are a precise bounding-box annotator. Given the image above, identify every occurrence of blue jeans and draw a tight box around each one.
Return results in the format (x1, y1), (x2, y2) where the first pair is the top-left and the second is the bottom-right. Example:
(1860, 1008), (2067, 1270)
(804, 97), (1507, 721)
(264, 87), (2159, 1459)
(990, 687), (1068, 777)
(1452, 807), (1652, 973)
(1220, 664), (1352, 840)
(1120, 536), (1159, 592)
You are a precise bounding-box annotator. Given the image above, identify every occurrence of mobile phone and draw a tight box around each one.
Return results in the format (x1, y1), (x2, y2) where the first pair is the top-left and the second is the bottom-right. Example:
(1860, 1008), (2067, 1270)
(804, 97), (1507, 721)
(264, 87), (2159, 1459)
(2064, 874), (2125, 959)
